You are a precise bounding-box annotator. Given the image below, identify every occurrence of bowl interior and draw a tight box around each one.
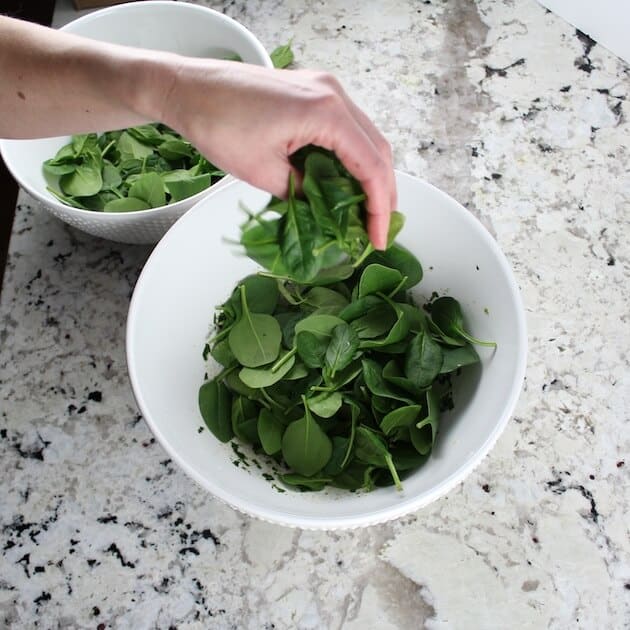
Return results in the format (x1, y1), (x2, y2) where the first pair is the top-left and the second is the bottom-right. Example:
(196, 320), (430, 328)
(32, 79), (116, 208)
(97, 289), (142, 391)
(127, 172), (527, 528)
(0, 1), (271, 209)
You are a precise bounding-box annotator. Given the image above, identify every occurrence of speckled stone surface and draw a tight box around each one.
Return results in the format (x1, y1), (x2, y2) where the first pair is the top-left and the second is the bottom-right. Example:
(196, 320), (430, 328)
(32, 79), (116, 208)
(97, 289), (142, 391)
(1, 0), (629, 628)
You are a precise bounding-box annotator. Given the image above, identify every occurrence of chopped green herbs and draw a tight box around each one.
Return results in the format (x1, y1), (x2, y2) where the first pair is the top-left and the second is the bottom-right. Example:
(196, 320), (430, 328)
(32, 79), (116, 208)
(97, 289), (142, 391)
(198, 147), (493, 492)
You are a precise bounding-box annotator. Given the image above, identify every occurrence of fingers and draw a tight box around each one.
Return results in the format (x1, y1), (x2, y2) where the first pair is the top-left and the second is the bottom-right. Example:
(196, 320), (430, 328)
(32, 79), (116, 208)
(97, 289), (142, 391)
(321, 112), (393, 249)
(310, 73), (395, 249)
(338, 93), (397, 207)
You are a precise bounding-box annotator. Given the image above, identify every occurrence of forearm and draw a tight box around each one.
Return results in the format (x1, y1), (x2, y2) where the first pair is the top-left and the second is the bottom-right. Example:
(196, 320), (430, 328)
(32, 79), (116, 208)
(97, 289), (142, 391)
(0, 15), (174, 138)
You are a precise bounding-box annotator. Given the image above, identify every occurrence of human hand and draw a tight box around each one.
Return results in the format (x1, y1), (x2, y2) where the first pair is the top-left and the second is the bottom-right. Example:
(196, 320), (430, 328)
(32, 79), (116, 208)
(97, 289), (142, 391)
(156, 60), (396, 249)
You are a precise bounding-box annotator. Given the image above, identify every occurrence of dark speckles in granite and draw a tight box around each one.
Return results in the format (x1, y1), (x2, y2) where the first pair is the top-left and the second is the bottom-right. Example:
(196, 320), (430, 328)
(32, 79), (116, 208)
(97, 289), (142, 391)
(575, 28), (597, 73)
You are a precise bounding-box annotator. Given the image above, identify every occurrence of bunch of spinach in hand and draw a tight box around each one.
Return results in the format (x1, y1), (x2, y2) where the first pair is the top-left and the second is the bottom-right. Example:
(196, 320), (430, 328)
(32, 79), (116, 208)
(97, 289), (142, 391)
(240, 149), (405, 284)
(198, 147), (494, 492)
(43, 125), (224, 212)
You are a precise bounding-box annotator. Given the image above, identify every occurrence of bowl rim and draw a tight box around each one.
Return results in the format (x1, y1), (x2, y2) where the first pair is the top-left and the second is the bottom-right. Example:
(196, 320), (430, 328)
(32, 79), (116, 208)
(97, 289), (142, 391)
(0, 0), (273, 219)
(126, 173), (528, 529)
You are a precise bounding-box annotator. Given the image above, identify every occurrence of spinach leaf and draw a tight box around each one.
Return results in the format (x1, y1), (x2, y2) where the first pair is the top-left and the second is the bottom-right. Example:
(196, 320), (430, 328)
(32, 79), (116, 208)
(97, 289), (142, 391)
(358, 264), (404, 297)
(224, 370), (260, 399)
(380, 404), (422, 437)
(210, 338), (236, 368)
(303, 287), (349, 313)
(281, 175), (320, 282)
(307, 391), (343, 418)
(308, 263), (355, 286)
(354, 426), (402, 491)
(198, 378), (233, 442)
(350, 303), (396, 339)
(163, 172), (212, 202)
(296, 331), (329, 368)
(239, 351), (296, 388)
(324, 323), (359, 377)
(321, 436), (351, 476)
(231, 396), (260, 444)
(430, 297), (497, 348)
(404, 331), (443, 389)
(382, 360), (426, 397)
(103, 197), (150, 212)
(361, 359), (416, 405)
(280, 474), (331, 491)
(257, 408), (284, 455)
(228, 285), (281, 368)
(358, 295), (411, 349)
(158, 139), (194, 160)
(117, 130), (154, 160)
(364, 243), (423, 289)
(294, 313), (345, 337)
(239, 275), (279, 315)
(410, 388), (440, 455)
(270, 40), (295, 69)
(390, 443), (429, 471)
(330, 462), (374, 491)
(339, 295), (382, 322)
(128, 171), (166, 208)
(281, 399), (332, 476)
(440, 344), (480, 374)
(59, 154), (103, 197)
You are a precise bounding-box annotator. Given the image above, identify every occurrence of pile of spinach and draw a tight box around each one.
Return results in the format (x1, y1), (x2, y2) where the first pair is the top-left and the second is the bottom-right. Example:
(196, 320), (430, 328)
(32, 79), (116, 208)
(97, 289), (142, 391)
(43, 125), (225, 211)
(198, 149), (494, 492)
(42, 41), (295, 212)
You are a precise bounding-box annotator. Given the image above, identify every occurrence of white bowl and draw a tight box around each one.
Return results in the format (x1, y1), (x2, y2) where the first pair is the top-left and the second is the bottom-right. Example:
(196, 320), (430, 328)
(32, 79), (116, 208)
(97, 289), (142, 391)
(126, 172), (527, 529)
(0, 1), (272, 244)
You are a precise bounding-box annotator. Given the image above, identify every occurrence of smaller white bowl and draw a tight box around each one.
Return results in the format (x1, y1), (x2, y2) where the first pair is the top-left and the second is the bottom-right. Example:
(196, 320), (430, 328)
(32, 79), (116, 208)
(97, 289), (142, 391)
(0, 1), (272, 244)
(126, 172), (527, 529)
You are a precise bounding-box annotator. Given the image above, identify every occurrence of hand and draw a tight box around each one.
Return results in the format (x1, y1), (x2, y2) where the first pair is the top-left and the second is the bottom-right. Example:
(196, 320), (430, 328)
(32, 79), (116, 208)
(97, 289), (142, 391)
(157, 60), (396, 249)
(0, 16), (396, 248)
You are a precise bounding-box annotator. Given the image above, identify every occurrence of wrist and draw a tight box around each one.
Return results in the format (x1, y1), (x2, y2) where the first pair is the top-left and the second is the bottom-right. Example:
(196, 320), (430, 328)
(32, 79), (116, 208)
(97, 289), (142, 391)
(116, 49), (180, 124)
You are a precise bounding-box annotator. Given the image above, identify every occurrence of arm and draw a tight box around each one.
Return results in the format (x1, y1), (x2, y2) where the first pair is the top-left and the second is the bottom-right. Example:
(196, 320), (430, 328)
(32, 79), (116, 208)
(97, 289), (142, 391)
(0, 16), (394, 248)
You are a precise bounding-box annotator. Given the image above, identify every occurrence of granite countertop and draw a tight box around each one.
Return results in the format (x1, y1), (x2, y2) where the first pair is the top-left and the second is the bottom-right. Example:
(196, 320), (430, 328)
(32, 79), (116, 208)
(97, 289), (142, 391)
(1, 0), (629, 627)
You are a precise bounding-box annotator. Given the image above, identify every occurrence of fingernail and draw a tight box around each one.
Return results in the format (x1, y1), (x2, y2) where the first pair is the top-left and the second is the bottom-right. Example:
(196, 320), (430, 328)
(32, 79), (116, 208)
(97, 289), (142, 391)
(372, 213), (390, 250)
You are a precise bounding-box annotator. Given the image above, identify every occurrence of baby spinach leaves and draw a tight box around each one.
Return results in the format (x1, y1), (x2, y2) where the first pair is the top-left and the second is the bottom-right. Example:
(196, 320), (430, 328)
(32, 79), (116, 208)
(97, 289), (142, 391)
(238, 148), (405, 284)
(430, 297), (497, 348)
(43, 125), (224, 211)
(198, 147), (493, 492)
(198, 379), (233, 443)
(228, 285), (282, 367)
(282, 398), (333, 476)
(270, 40), (295, 69)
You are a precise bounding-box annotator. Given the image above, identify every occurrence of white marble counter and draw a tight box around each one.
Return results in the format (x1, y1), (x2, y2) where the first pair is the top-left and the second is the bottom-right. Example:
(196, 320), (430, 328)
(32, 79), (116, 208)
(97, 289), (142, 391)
(1, 1), (628, 628)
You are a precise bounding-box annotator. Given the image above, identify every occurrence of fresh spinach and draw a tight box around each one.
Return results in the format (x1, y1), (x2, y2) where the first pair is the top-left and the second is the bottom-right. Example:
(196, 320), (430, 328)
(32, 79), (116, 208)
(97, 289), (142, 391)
(281, 398), (333, 476)
(197, 146), (492, 493)
(430, 297), (497, 348)
(43, 125), (225, 211)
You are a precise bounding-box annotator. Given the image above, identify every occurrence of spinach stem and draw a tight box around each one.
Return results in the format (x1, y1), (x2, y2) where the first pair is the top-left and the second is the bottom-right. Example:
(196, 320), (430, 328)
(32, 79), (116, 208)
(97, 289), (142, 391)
(260, 388), (280, 409)
(352, 243), (374, 268)
(456, 327), (497, 348)
(100, 139), (115, 158)
(385, 454), (403, 491)
(310, 385), (333, 393)
(277, 280), (304, 305)
(387, 276), (408, 298)
(312, 240), (337, 257)
(270, 346), (297, 373)
(340, 417), (356, 468)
